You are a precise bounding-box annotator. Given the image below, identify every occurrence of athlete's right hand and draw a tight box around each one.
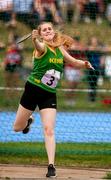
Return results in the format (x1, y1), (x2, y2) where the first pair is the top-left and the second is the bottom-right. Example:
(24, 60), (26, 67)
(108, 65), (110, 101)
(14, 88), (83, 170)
(32, 30), (39, 41)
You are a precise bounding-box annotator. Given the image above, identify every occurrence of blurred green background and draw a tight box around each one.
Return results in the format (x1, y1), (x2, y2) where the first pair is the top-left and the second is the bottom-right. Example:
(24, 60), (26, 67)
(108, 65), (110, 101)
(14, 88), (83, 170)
(0, 21), (111, 111)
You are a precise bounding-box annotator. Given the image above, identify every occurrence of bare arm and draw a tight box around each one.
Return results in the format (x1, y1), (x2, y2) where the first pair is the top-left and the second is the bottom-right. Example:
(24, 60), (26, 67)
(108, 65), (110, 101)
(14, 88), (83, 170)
(60, 46), (94, 70)
(31, 30), (45, 55)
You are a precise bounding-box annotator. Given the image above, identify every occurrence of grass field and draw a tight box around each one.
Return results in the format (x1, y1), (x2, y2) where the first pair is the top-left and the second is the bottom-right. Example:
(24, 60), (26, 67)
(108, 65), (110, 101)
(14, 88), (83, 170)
(1, 142), (111, 168)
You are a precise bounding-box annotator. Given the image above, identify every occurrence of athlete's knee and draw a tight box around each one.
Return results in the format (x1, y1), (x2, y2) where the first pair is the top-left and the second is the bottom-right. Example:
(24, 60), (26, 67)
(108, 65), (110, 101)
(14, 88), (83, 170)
(13, 123), (22, 132)
(13, 126), (20, 132)
(44, 126), (54, 136)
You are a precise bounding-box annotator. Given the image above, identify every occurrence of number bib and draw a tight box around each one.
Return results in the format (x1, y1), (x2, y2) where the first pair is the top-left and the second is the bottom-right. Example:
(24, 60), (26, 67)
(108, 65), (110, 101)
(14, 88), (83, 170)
(41, 69), (60, 88)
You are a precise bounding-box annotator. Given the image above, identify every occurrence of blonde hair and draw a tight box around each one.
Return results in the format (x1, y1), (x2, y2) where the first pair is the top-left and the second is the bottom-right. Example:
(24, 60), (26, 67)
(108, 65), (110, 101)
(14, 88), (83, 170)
(37, 22), (75, 48)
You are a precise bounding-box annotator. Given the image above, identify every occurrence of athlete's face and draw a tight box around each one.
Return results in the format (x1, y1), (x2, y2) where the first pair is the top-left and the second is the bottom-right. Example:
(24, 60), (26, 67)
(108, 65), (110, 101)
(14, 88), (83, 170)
(40, 23), (55, 42)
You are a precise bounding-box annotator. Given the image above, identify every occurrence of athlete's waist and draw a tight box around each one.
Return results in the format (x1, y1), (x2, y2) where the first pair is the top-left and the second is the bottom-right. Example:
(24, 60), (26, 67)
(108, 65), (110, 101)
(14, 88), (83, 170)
(27, 76), (57, 93)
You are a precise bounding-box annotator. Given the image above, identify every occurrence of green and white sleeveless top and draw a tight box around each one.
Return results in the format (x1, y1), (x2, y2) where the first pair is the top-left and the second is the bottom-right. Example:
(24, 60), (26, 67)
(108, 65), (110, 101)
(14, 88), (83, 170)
(28, 45), (64, 93)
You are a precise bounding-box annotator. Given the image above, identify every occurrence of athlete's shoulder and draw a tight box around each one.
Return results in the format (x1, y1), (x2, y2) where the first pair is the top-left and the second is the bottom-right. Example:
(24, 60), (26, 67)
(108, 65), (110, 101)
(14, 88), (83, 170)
(33, 45), (48, 59)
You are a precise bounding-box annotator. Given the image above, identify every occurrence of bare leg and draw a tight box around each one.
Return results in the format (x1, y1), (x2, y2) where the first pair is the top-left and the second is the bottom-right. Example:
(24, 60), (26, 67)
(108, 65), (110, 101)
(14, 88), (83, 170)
(40, 108), (56, 165)
(13, 104), (33, 132)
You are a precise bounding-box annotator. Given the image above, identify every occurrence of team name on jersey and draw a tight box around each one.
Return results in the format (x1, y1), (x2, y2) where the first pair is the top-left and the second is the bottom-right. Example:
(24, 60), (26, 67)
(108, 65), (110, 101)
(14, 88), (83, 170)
(49, 58), (63, 64)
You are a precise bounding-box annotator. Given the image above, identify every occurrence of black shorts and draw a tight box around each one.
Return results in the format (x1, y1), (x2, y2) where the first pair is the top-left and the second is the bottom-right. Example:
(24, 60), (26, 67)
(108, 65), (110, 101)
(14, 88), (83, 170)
(20, 81), (57, 111)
